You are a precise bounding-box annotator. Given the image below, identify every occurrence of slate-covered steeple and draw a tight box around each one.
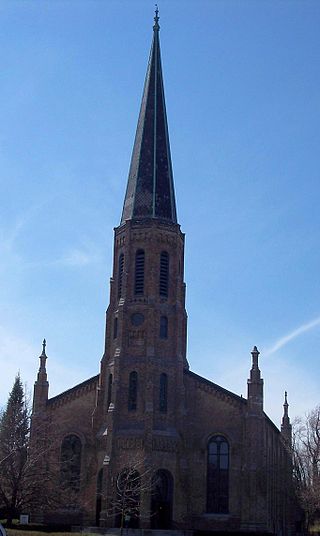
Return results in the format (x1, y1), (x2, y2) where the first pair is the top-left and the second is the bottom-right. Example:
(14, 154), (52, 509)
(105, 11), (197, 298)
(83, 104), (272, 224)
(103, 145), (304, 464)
(121, 9), (177, 224)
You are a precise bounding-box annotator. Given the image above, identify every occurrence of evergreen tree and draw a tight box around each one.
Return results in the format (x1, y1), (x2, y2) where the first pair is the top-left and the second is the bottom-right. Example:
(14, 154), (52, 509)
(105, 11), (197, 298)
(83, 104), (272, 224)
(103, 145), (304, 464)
(0, 374), (29, 526)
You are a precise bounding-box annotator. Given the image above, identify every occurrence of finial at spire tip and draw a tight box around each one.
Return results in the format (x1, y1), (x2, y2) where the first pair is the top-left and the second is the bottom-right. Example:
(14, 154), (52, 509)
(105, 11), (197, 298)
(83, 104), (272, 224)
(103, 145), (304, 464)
(42, 338), (47, 355)
(153, 4), (160, 30)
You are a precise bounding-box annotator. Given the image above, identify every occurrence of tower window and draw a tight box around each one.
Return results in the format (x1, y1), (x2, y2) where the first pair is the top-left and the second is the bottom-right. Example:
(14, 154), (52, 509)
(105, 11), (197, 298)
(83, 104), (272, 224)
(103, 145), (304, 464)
(135, 250), (145, 295)
(113, 317), (118, 339)
(159, 373), (168, 413)
(207, 435), (229, 513)
(118, 253), (124, 299)
(159, 251), (169, 297)
(160, 316), (168, 339)
(107, 373), (113, 407)
(128, 371), (138, 411)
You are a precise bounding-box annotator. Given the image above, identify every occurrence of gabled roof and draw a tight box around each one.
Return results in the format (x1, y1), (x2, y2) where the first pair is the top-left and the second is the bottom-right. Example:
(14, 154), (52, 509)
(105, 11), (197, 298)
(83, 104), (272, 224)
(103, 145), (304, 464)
(185, 369), (247, 406)
(121, 11), (177, 225)
(47, 374), (99, 407)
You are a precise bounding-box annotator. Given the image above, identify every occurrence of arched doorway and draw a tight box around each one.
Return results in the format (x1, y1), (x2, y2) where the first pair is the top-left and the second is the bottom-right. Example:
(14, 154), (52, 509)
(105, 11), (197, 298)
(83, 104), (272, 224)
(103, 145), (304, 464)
(115, 468), (141, 529)
(151, 469), (173, 529)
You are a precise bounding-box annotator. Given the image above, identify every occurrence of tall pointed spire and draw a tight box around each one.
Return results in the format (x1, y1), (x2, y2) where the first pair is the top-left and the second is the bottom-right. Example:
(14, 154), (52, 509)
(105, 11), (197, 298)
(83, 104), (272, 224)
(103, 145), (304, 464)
(281, 391), (292, 445)
(32, 339), (49, 413)
(121, 8), (177, 224)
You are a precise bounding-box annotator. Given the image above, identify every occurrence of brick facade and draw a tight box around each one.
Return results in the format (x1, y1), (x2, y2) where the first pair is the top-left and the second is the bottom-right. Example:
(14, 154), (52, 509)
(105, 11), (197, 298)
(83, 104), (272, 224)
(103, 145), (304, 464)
(30, 13), (295, 535)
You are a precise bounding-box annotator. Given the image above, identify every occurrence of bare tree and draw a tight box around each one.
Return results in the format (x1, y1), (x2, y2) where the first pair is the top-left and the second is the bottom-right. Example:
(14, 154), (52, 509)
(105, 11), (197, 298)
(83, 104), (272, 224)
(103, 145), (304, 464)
(292, 405), (320, 531)
(105, 458), (158, 533)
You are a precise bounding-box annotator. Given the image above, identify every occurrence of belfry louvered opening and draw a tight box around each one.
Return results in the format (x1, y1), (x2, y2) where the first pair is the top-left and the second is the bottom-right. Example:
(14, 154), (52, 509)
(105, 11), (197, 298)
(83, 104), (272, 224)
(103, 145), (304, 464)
(159, 251), (169, 297)
(135, 250), (145, 295)
(118, 253), (124, 299)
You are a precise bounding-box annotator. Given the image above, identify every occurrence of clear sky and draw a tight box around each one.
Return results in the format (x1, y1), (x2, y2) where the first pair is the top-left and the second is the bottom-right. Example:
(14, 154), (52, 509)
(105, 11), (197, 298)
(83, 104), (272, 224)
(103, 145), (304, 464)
(1, 0), (319, 426)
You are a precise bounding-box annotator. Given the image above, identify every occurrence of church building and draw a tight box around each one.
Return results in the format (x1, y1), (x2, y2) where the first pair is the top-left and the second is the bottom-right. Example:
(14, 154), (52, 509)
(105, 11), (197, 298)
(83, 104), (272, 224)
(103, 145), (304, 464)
(31, 12), (295, 535)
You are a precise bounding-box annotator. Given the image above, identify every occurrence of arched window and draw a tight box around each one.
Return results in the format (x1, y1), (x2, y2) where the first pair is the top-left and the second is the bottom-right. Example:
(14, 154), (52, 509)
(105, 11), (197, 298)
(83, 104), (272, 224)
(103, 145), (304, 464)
(135, 250), (145, 295)
(118, 253), (124, 299)
(160, 316), (168, 339)
(159, 373), (168, 413)
(207, 435), (229, 513)
(113, 317), (118, 339)
(107, 373), (113, 408)
(128, 371), (138, 411)
(159, 251), (169, 297)
(60, 434), (82, 491)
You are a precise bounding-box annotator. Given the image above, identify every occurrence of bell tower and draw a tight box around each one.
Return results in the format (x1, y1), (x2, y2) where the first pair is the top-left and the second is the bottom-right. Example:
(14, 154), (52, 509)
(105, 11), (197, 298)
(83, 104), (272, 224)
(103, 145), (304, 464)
(96, 10), (188, 528)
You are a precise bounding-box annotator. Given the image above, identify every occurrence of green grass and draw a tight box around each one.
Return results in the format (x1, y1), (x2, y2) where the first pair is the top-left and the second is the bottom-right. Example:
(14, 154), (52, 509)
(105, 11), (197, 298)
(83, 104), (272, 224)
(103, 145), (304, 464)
(6, 531), (85, 536)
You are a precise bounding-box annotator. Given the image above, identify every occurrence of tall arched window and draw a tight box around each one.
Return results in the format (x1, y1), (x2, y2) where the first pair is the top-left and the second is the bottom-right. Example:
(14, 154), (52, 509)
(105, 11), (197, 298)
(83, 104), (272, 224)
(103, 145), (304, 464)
(159, 373), (168, 413)
(135, 250), (145, 295)
(207, 435), (229, 513)
(160, 316), (168, 339)
(118, 253), (124, 299)
(128, 371), (138, 411)
(159, 251), (169, 297)
(60, 434), (82, 491)
(107, 373), (113, 408)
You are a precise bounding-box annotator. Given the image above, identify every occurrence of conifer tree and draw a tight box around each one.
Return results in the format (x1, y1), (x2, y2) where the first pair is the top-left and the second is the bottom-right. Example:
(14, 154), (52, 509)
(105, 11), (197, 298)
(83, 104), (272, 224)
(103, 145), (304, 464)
(0, 374), (29, 526)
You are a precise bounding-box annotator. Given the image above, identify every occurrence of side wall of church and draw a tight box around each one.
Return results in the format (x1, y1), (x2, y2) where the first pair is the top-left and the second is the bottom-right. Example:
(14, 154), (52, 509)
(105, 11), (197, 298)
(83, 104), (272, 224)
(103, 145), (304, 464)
(182, 372), (246, 532)
(181, 372), (294, 535)
(37, 380), (99, 525)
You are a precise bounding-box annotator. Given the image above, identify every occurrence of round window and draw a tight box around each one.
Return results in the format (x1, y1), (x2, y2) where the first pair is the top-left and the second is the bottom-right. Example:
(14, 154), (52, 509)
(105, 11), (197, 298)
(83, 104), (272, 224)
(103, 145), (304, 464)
(131, 313), (145, 326)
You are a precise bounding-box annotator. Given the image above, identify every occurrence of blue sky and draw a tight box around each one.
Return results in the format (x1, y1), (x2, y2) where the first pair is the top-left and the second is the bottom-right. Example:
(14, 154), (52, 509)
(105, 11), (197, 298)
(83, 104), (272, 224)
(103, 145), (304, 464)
(1, 0), (319, 426)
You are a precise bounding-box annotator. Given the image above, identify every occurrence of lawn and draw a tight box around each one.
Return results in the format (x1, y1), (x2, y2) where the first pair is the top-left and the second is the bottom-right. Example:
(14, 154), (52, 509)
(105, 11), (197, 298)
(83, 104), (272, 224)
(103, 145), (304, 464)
(7, 531), (84, 536)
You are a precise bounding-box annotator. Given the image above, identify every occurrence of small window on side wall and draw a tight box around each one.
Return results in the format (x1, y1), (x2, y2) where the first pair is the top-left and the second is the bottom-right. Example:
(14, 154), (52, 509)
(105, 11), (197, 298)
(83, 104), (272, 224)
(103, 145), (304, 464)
(113, 317), (118, 339)
(128, 371), (138, 411)
(118, 253), (124, 299)
(160, 316), (168, 339)
(159, 373), (168, 413)
(107, 373), (113, 407)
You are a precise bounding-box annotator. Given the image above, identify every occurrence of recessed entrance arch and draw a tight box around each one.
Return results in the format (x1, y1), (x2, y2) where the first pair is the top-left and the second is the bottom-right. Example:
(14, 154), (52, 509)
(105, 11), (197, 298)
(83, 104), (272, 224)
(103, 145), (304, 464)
(151, 469), (173, 529)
